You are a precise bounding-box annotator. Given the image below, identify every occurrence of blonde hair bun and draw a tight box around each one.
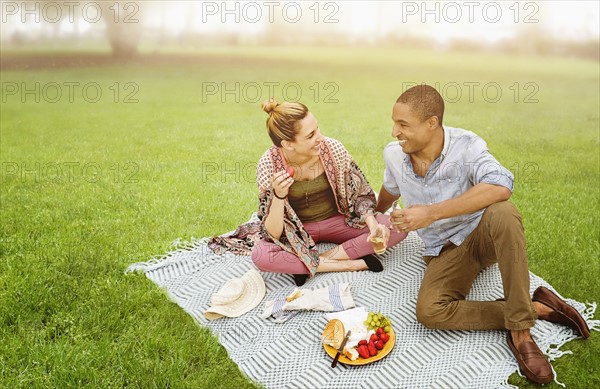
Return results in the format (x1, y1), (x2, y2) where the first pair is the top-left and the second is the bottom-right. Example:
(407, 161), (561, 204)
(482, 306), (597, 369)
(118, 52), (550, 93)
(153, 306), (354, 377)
(262, 98), (279, 114)
(262, 99), (309, 147)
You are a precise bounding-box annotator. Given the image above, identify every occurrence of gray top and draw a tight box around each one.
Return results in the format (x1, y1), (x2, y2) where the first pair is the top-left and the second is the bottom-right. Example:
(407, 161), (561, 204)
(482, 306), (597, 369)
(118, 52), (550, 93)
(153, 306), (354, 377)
(383, 125), (514, 256)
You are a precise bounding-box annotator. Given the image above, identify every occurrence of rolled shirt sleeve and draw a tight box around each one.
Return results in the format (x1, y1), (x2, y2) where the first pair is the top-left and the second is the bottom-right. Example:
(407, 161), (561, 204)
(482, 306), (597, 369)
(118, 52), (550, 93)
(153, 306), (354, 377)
(383, 144), (402, 197)
(465, 137), (514, 192)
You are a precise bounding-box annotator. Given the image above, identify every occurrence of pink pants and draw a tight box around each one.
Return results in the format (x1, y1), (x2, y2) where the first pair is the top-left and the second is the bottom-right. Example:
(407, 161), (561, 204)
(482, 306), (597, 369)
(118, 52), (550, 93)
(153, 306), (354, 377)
(251, 214), (407, 275)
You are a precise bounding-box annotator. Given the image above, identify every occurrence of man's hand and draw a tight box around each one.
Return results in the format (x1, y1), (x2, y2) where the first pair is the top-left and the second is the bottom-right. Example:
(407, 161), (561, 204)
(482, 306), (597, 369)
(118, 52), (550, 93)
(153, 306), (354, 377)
(391, 205), (436, 232)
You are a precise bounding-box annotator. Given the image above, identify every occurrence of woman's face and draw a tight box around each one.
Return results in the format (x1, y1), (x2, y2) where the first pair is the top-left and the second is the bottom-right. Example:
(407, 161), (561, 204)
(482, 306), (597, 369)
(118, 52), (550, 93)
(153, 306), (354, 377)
(290, 112), (323, 157)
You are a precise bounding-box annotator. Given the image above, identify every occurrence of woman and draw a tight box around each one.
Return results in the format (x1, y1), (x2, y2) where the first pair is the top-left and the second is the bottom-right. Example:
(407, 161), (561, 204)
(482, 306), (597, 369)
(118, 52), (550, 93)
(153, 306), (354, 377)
(209, 99), (407, 286)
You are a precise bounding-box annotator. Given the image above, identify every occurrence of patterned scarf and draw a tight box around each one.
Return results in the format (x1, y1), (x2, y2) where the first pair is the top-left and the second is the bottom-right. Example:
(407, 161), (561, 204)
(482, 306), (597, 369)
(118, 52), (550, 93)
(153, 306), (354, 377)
(208, 137), (377, 276)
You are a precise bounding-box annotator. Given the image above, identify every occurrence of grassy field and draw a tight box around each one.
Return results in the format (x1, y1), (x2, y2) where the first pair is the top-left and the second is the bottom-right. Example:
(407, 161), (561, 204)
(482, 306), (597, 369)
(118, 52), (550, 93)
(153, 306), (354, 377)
(1, 46), (598, 388)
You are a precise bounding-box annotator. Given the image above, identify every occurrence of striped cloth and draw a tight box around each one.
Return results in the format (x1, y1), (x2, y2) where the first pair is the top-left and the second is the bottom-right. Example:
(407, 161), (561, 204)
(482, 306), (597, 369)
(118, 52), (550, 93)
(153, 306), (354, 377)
(261, 283), (355, 323)
(127, 217), (599, 389)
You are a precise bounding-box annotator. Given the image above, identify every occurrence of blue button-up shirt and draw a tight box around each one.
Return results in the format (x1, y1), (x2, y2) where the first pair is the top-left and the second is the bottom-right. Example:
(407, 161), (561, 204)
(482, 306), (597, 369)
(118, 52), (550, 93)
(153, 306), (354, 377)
(383, 125), (514, 256)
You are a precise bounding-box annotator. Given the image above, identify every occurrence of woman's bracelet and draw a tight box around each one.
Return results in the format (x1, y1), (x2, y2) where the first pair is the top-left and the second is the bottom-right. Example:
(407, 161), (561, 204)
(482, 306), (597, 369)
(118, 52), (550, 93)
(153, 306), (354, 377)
(273, 190), (287, 200)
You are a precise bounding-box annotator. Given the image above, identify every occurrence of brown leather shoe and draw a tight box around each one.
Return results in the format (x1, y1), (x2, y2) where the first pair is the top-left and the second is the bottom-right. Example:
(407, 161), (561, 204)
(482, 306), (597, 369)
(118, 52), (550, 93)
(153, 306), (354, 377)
(533, 286), (591, 339)
(507, 332), (553, 384)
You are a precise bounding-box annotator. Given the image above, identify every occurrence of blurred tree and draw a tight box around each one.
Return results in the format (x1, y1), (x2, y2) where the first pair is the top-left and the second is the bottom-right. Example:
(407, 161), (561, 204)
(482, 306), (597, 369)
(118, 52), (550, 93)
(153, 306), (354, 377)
(98, 1), (141, 57)
(23, 0), (141, 57)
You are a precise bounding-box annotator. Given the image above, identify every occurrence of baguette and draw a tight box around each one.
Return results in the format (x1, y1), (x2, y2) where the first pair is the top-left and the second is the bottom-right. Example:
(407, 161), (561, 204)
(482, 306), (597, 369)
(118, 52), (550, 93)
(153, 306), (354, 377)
(285, 288), (302, 302)
(321, 319), (345, 350)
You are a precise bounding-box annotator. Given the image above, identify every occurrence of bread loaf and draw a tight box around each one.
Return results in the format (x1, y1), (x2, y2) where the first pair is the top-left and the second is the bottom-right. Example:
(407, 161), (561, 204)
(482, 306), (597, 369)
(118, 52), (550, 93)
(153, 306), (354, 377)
(321, 319), (345, 350)
(285, 288), (302, 302)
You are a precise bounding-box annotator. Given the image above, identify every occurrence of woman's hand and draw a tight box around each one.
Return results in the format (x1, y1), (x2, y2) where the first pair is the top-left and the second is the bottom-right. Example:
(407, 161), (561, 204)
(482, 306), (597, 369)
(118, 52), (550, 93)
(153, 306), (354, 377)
(271, 170), (294, 199)
(364, 214), (390, 252)
(367, 223), (390, 247)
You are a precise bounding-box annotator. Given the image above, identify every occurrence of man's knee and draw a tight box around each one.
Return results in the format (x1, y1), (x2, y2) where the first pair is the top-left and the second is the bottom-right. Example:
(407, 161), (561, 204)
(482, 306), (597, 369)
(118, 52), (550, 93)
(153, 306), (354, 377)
(482, 201), (523, 231)
(487, 201), (520, 219)
(416, 297), (447, 329)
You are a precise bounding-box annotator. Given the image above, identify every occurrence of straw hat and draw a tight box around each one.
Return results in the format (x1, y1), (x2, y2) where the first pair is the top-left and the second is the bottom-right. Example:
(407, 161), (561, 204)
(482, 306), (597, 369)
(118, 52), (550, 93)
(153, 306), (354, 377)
(204, 269), (266, 320)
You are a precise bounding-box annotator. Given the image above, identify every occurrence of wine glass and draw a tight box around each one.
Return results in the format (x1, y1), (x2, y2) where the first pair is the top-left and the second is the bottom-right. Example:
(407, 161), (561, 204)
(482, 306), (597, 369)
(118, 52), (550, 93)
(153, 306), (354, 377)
(389, 200), (404, 231)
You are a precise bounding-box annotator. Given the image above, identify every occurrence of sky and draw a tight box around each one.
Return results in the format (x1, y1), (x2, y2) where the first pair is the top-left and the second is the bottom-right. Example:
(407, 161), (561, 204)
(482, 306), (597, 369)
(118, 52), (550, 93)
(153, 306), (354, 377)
(1, 1), (599, 44)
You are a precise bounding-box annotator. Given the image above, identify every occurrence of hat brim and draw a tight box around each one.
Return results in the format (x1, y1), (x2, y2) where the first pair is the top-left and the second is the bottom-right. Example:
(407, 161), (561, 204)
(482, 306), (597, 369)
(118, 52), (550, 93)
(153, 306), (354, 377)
(204, 269), (266, 320)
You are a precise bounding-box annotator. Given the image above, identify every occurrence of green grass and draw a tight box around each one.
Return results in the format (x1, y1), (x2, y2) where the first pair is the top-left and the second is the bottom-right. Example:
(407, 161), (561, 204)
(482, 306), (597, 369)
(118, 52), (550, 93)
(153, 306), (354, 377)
(1, 46), (598, 388)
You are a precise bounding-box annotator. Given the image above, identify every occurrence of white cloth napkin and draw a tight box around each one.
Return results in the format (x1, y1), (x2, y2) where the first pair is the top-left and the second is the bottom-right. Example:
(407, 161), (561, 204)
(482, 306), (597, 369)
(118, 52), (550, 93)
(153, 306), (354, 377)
(261, 283), (355, 323)
(325, 307), (372, 349)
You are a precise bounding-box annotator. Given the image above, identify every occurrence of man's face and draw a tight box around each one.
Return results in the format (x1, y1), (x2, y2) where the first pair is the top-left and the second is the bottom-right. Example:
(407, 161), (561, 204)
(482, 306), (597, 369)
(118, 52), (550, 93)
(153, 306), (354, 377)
(391, 102), (433, 155)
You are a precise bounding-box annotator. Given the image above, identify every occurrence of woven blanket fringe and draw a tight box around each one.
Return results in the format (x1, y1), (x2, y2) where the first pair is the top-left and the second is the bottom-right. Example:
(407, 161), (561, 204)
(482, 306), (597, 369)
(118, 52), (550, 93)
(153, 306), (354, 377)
(584, 302), (600, 333)
(125, 237), (212, 273)
(545, 302), (599, 361)
(499, 361), (521, 389)
(545, 301), (599, 387)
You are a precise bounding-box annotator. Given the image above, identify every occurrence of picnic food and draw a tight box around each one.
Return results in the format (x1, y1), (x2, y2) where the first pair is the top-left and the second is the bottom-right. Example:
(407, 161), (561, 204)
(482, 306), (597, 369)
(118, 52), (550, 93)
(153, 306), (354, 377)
(322, 310), (395, 365)
(379, 332), (390, 343)
(343, 347), (359, 361)
(356, 344), (370, 359)
(368, 341), (377, 356)
(321, 319), (345, 350)
(285, 288), (302, 302)
(341, 318), (394, 360)
(365, 311), (392, 332)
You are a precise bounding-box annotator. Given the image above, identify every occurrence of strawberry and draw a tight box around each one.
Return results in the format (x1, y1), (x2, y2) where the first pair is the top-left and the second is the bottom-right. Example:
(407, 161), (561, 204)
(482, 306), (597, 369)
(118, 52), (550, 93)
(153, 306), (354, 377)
(374, 340), (384, 350)
(357, 345), (370, 359)
(368, 341), (377, 356)
(358, 339), (368, 346)
(369, 334), (379, 343)
(379, 333), (390, 343)
(286, 167), (295, 177)
(376, 327), (385, 335)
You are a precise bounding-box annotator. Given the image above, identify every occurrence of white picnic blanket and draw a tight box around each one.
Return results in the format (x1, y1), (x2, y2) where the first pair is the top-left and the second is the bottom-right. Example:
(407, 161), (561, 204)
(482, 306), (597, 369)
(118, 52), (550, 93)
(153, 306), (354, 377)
(127, 217), (598, 389)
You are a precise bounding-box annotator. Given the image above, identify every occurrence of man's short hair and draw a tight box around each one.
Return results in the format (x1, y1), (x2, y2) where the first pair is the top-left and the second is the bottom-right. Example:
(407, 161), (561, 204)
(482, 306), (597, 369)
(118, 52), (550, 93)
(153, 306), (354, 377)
(396, 85), (444, 126)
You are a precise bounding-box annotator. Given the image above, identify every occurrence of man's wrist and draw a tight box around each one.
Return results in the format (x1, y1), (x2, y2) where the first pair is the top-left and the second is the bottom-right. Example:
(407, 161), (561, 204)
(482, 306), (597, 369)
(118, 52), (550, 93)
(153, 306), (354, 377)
(428, 203), (443, 222)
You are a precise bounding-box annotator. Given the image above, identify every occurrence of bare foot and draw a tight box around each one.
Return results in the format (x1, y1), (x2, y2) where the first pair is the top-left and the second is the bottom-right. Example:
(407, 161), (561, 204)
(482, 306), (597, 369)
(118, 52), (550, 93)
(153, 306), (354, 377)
(316, 258), (367, 272)
(349, 259), (369, 271)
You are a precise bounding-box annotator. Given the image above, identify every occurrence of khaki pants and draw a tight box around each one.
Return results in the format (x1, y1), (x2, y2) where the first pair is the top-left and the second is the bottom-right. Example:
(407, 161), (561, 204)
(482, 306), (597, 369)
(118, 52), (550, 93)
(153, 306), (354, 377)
(417, 201), (537, 331)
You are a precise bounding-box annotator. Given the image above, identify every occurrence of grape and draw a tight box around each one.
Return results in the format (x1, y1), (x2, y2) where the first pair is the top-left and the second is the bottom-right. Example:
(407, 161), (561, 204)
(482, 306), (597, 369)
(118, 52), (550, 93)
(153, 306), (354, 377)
(366, 310), (392, 331)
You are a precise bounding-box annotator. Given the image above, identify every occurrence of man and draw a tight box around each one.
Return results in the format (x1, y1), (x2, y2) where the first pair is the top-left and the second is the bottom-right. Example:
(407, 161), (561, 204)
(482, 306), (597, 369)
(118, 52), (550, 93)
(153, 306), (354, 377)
(375, 84), (590, 384)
